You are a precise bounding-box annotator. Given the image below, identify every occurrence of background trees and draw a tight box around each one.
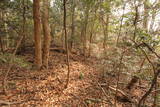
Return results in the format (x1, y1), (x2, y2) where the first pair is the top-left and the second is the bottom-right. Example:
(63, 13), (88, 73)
(0, 0), (160, 106)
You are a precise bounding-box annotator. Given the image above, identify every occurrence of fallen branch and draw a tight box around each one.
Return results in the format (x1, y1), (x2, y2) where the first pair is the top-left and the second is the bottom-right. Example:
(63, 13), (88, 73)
(109, 86), (132, 103)
(109, 86), (126, 97)
(70, 93), (88, 107)
(138, 69), (160, 107)
(97, 83), (113, 105)
(151, 89), (160, 94)
(0, 100), (22, 106)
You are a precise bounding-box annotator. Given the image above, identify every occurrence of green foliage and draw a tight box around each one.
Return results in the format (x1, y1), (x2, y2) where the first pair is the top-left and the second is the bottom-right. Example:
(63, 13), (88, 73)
(0, 53), (32, 69)
(79, 72), (84, 80)
(136, 29), (151, 41)
(158, 93), (160, 106)
(136, 29), (160, 47)
(112, 0), (122, 7)
(134, 69), (153, 81)
(102, 1), (110, 13)
(82, 0), (95, 7)
(144, 0), (151, 8)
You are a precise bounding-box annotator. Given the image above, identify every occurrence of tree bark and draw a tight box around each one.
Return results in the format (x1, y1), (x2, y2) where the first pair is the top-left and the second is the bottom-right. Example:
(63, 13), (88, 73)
(0, 36), (4, 53)
(88, 27), (93, 57)
(82, 6), (89, 60)
(116, 3), (126, 46)
(21, 0), (26, 52)
(33, 0), (42, 69)
(63, 0), (70, 88)
(143, 0), (149, 32)
(133, 4), (139, 40)
(69, 0), (75, 52)
(42, 0), (51, 69)
(103, 14), (109, 50)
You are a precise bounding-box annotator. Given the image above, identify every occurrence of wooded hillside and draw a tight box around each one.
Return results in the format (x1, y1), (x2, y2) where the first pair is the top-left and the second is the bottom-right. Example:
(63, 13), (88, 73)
(0, 0), (160, 106)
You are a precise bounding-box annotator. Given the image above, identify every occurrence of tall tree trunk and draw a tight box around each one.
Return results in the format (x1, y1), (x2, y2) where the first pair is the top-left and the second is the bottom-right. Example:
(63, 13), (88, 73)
(63, 0), (70, 88)
(33, 0), (42, 69)
(42, 0), (51, 69)
(18, 0), (27, 53)
(21, 0), (26, 52)
(69, 0), (75, 52)
(0, 10), (4, 53)
(82, 6), (89, 60)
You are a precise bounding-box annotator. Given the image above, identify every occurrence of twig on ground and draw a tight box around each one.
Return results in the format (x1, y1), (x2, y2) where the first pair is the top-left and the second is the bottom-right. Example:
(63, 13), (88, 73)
(109, 86), (127, 97)
(0, 100), (23, 106)
(109, 85), (133, 103)
(70, 93), (88, 107)
(97, 82), (113, 105)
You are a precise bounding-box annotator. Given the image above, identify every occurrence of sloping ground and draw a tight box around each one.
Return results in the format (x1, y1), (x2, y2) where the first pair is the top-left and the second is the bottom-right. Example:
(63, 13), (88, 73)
(0, 49), (158, 107)
(0, 51), (110, 107)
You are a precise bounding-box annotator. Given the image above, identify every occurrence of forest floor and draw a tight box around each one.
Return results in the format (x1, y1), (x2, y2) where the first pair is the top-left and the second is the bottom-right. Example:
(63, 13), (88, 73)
(0, 46), (158, 107)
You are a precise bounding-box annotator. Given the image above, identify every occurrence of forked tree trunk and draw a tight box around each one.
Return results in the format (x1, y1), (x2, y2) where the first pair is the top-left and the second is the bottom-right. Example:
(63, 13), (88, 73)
(42, 0), (51, 69)
(33, 0), (42, 69)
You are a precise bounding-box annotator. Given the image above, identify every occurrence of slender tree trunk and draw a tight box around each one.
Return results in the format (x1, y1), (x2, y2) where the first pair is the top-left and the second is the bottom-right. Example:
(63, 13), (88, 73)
(21, 0), (26, 52)
(18, 0), (26, 53)
(70, 0), (75, 52)
(89, 9), (97, 57)
(133, 5), (139, 40)
(82, 6), (89, 60)
(4, 13), (9, 50)
(63, 0), (70, 88)
(103, 14), (109, 49)
(51, 24), (55, 44)
(143, 0), (149, 32)
(0, 36), (4, 53)
(33, 0), (42, 69)
(42, 0), (51, 69)
(0, 11), (4, 53)
(61, 28), (65, 49)
(116, 3), (126, 46)
(150, 12), (156, 32)
(88, 29), (93, 57)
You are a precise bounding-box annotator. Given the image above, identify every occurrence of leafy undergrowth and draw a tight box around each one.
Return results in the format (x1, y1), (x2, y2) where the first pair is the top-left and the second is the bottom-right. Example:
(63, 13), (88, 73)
(0, 53), (32, 69)
(0, 47), (159, 107)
